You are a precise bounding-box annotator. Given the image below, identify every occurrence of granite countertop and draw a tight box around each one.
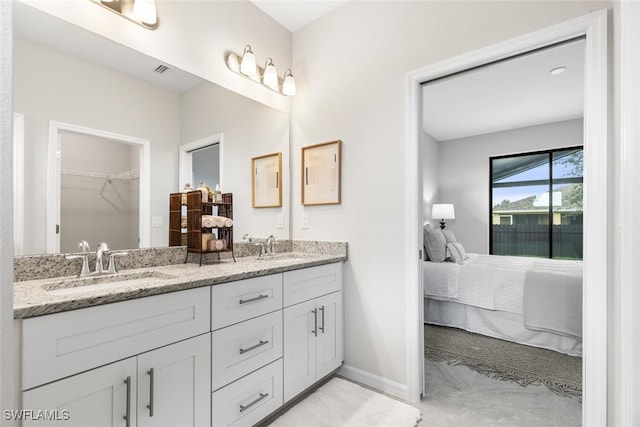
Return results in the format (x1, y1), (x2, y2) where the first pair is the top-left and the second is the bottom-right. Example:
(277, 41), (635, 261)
(14, 252), (346, 319)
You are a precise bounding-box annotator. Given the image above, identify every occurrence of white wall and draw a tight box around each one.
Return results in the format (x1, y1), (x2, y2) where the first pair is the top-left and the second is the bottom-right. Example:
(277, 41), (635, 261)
(180, 81), (290, 240)
(13, 37), (181, 254)
(421, 131), (440, 227)
(290, 0), (610, 391)
(437, 118), (583, 253)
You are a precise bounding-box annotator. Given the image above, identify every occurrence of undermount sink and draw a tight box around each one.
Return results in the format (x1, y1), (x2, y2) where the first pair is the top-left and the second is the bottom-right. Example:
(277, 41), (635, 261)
(256, 253), (305, 262)
(44, 271), (177, 296)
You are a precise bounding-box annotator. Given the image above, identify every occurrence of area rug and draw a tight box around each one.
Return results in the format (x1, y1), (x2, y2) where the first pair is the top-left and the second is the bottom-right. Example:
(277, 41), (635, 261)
(424, 324), (582, 401)
(269, 377), (422, 427)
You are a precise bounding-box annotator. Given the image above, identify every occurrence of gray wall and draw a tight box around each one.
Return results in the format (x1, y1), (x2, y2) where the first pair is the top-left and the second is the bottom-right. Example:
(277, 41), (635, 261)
(437, 118), (583, 253)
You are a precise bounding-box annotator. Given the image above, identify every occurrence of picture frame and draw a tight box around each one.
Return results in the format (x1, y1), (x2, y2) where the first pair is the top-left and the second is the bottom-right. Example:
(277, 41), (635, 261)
(252, 152), (282, 208)
(301, 140), (341, 205)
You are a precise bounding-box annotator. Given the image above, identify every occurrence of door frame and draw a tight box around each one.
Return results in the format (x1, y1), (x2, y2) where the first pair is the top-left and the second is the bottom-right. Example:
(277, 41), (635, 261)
(179, 133), (224, 192)
(404, 10), (608, 426)
(47, 120), (151, 253)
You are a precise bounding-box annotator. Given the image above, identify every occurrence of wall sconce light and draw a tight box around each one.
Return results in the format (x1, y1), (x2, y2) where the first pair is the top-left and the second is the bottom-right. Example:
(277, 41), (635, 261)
(431, 203), (455, 229)
(90, 0), (159, 30)
(226, 45), (296, 96)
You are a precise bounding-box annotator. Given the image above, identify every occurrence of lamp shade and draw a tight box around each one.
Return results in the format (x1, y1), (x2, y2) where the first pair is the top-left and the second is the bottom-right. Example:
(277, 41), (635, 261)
(282, 69), (296, 96)
(133, 0), (157, 25)
(431, 203), (455, 220)
(240, 45), (256, 76)
(263, 58), (278, 89)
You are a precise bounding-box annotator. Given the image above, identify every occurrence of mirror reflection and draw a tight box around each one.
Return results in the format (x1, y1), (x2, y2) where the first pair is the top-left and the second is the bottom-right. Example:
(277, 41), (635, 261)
(13, 2), (290, 256)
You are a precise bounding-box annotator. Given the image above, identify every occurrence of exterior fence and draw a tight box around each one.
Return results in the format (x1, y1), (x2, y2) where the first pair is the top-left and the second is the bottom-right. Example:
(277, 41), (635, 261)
(492, 224), (583, 259)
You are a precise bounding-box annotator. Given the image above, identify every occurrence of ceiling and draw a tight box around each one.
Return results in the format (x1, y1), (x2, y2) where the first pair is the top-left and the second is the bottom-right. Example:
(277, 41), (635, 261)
(249, 0), (351, 32)
(422, 39), (585, 142)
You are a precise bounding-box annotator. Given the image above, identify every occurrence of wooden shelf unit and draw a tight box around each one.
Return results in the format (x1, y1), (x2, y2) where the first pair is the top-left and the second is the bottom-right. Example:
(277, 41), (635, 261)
(169, 190), (235, 265)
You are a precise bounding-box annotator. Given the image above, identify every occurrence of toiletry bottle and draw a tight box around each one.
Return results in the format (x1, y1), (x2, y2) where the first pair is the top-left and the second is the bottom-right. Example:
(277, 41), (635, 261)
(214, 184), (222, 203)
(181, 183), (193, 204)
(198, 181), (208, 203)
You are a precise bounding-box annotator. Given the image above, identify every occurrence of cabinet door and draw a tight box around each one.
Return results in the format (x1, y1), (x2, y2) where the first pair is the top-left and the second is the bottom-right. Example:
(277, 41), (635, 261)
(283, 299), (317, 403)
(137, 334), (211, 427)
(316, 291), (343, 379)
(22, 358), (136, 427)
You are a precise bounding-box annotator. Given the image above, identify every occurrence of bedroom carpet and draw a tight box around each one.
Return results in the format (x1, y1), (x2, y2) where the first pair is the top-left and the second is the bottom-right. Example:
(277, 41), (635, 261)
(424, 324), (582, 401)
(267, 377), (422, 427)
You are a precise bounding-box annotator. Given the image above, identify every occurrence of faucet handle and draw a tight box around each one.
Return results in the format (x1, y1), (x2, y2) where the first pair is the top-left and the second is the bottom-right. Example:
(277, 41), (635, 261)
(107, 251), (129, 274)
(66, 253), (90, 277)
(78, 240), (91, 252)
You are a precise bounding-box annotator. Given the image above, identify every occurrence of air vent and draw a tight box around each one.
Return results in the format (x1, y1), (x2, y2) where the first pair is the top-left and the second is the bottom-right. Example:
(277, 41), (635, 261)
(154, 64), (169, 74)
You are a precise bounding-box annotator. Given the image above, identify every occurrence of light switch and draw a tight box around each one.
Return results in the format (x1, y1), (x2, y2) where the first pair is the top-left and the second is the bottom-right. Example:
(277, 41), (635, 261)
(302, 213), (309, 229)
(152, 216), (163, 227)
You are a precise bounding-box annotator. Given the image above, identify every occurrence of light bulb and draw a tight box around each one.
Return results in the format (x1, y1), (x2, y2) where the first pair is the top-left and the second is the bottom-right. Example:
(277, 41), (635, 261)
(240, 45), (256, 76)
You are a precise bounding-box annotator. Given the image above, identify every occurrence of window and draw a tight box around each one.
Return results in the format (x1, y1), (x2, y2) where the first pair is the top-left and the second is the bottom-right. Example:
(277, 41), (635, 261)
(490, 147), (583, 260)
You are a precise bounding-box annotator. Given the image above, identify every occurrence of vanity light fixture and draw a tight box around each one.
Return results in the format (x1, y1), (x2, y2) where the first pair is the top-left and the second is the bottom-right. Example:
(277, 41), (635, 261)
(90, 0), (159, 30)
(226, 45), (296, 96)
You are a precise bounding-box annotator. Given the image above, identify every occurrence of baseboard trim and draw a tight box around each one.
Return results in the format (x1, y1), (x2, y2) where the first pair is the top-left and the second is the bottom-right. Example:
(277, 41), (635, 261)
(338, 364), (409, 400)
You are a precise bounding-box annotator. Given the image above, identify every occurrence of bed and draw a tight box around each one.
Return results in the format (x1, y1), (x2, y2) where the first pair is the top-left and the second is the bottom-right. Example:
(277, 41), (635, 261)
(423, 252), (583, 356)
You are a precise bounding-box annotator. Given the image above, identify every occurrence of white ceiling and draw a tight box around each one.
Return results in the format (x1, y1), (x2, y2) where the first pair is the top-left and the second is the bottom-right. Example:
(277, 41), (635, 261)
(422, 39), (585, 141)
(249, 0), (351, 32)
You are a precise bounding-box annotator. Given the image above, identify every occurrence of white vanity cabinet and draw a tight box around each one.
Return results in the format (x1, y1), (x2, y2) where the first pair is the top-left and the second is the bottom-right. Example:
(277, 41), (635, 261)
(282, 263), (343, 403)
(20, 287), (211, 427)
(22, 334), (210, 427)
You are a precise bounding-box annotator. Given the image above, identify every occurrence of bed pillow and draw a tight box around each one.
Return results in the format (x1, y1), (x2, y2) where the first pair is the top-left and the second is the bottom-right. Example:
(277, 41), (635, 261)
(423, 224), (447, 263)
(447, 242), (467, 264)
(441, 229), (457, 243)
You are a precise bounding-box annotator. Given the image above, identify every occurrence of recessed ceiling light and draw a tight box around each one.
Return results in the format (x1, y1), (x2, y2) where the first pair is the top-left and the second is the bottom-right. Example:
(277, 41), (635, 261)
(549, 66), (567, 75)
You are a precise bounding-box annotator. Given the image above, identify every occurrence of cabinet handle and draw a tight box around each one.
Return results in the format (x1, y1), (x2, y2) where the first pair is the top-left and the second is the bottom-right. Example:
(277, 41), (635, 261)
(239, 392), (269, 412)
(239, 294), (269, 305)
(147, 368), (155, 417)
(123, 376), (132, 427)
(239, 339), (269, 354)
(312, 309), (318, 336)
(319, 305), (325, 334)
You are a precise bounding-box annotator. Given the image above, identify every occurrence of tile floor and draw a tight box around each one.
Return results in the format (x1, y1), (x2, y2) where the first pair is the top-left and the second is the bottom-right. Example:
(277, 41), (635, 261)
(415, 359), (582, 427)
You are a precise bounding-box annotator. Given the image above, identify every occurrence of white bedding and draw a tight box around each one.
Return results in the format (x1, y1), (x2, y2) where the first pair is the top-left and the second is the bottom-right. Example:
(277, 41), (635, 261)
(423, 253), (584, 354)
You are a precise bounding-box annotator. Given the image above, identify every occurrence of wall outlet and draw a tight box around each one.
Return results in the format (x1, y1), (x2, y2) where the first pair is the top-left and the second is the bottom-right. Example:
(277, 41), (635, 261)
(151, 216), (163, 227)
(276, 214), (284, 229)
(302, 213), (309, 229)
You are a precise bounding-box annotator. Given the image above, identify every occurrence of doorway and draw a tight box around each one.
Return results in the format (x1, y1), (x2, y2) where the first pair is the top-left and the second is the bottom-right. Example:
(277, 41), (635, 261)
(405, 10), (608, 425)
(47, 121), (150, 253)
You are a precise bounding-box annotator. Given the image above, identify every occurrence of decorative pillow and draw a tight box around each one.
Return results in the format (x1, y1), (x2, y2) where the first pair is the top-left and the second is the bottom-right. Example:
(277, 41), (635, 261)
(447, 242), (467, 264)
(423, 224), (447, 263)
(441, 229), (457, 243)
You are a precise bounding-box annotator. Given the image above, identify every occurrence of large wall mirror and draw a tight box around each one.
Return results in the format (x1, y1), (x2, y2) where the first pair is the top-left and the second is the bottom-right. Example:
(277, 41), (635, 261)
(13, 2), (290, 256)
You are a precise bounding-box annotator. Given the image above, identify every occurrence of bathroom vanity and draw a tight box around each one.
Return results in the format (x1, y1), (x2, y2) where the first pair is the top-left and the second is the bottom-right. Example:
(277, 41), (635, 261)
(13, 247), (346, 427)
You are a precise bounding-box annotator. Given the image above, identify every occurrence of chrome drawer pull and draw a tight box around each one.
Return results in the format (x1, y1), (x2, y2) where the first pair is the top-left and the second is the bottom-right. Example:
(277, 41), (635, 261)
(239, 340), (269, 354)
(123, 376), (132, 427)
(312, 309), (318, 336)
(239, 392), (269, 412)
(319, 305), (325, 334)
(239, 294), (269, 305)
(147, 368), (155, 417)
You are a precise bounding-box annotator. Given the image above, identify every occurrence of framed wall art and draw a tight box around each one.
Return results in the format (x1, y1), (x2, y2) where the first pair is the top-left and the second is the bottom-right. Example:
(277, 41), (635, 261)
(301, 140), (341, 205)
(252, 152), (282, 208)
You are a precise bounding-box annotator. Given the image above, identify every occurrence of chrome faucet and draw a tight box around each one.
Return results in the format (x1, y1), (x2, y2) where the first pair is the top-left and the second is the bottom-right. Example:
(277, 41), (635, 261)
(94, 242), (110, 274)
(266, 235), (278, 256)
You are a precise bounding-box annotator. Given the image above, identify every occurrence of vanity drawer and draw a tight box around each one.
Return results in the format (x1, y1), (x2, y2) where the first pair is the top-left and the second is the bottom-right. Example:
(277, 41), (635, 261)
(212, 310), (283, 391)
(212, 274), (283, 330)
(21, 286), (210, 390)
(212, 358), (283, 427)
(283, 263), (342, 307)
